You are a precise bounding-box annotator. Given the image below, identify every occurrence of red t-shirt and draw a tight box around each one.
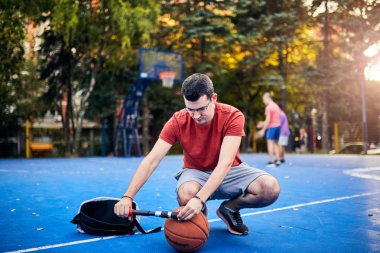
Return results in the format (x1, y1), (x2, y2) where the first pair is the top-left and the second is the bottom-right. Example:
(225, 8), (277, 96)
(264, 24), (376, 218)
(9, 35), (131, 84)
(265, 101), (281, 128)
(159, 102), (245, 171)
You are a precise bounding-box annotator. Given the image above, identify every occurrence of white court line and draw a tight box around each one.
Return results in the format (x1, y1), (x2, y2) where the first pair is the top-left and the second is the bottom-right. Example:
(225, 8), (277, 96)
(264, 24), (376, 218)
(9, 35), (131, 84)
(343, 167), (380, 181)
(6, 191), (380, 253)
(5, 237), (120, 253)
(210, 191), (379, 222)
(0, 169), (29, 173)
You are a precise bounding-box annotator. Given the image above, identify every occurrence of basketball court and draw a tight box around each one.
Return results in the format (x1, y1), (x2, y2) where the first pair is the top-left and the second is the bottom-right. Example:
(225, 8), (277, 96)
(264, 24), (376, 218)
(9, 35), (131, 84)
(1, 154), (380, 252)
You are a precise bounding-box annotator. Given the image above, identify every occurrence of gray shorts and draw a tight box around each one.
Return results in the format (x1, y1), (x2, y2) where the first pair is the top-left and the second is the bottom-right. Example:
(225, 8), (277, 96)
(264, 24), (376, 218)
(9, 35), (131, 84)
(175, 163), (269, 200)
(279, 135), (289, 146)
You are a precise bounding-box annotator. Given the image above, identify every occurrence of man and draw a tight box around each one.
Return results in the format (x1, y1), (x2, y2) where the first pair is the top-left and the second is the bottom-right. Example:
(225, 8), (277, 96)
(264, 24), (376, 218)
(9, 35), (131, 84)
(114, 73), (280, 235)
(278, 109), (290, 164)
(257, 93), (282, 167)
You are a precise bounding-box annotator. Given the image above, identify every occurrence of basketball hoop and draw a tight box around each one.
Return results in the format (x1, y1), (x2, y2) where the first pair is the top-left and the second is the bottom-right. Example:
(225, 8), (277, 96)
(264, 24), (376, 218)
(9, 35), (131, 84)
(160, 71), (176, 88)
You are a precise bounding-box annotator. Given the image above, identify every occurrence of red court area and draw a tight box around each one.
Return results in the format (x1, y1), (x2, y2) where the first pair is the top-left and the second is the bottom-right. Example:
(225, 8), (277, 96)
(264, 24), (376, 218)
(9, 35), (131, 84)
(1, 154), (380, 252)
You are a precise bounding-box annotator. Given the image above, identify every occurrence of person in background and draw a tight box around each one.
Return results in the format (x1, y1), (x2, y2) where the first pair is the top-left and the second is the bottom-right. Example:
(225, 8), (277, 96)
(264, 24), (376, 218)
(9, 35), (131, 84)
(299, 128), (308, 153)
(257, 93), (281, 167)
(278, 109), (290, 164)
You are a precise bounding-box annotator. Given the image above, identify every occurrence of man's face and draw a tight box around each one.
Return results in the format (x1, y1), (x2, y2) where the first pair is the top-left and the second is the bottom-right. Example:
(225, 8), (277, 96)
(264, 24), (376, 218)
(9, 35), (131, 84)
(184, 94), (216, 125)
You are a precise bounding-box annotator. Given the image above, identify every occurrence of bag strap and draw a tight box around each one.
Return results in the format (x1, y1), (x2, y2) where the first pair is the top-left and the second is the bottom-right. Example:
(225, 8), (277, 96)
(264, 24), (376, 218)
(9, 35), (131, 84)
(71, 214), (80, 224)
(72, 213), (161, 235)
(80, 220), (136, 235)
(133, 219), (162, 234)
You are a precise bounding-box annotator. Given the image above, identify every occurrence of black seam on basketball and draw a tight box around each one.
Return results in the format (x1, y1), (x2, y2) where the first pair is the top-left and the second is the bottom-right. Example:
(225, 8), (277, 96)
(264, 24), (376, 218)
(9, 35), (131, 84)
(164, 230), (205, 251)
(188, 219), (209, 238)
(165, 235), (206, 252)
(164, 225), (206, 240)
(200, 213), (210, 232)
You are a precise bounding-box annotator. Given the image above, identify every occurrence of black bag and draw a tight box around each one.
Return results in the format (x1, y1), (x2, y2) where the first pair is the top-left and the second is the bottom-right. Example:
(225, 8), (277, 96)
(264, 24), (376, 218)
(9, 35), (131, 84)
(71, 197), (161, 235)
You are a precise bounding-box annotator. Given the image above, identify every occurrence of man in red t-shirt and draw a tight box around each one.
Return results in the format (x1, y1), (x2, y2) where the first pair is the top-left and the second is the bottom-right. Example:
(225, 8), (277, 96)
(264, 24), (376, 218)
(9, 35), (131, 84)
(115, 73), (280, 235)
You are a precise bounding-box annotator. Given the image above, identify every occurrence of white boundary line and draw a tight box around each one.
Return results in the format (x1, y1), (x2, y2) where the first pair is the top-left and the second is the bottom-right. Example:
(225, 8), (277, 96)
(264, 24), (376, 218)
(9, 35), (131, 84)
(5, 191), (380, 253)
(343, 167), (380, 181)
(210, 191), (380, 222)
(5, 237), (120, 253)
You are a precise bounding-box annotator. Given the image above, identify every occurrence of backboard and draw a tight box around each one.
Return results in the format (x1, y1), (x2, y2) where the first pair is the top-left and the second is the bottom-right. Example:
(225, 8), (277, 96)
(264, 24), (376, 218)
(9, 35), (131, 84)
(138, 48), (184, 83)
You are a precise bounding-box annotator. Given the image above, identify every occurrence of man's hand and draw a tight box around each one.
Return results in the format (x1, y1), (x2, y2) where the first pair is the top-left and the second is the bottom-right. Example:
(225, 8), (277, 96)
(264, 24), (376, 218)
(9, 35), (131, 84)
(114, 198), (133, 221)
(256, 121), (265, 129)
(257, 129), (265, 138)
(177, 197), (203, 221)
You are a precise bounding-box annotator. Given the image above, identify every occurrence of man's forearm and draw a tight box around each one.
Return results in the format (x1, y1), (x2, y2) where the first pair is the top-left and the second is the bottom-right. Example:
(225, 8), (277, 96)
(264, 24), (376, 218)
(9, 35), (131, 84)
(262, 118), (269, 131)
(195, 161), (232, 202)
(123, 158), (157, 198)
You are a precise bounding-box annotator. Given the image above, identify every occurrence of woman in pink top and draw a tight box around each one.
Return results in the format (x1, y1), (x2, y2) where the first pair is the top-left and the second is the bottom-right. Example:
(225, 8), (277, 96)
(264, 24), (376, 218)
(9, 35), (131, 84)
(278, 110), (290, 163)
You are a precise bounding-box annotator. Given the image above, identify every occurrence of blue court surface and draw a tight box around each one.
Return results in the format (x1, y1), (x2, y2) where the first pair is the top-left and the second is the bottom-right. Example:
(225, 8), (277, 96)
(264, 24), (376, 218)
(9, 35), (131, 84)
(1, 154), (380, 253)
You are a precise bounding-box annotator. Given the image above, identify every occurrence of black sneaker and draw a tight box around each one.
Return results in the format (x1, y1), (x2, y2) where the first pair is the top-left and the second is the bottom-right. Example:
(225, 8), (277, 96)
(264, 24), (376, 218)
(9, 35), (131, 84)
(280, 159), (285, 163)
(275, 160), (282, 166)
(266, 161), (277, 168)
(216, 201), (248, 235)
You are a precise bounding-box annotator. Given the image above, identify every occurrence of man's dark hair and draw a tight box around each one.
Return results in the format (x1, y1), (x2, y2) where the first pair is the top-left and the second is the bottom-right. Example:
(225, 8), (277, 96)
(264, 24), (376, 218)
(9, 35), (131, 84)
(181, 73), (214, 101)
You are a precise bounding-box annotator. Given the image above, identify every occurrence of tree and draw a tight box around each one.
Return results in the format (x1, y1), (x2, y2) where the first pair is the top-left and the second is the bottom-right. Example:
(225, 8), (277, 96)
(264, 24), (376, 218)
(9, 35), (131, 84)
(0, 0), (55, 127)
(0, 5), (25, 126)
(221, 0), (312, 150)
(156, 1), (317, 152)
(336, 0), (380, 152)
(39, 0), (161, 155)
(310, 0), (380, 152)
(309, 0), (335, 151)
(159, 1), (235, 74)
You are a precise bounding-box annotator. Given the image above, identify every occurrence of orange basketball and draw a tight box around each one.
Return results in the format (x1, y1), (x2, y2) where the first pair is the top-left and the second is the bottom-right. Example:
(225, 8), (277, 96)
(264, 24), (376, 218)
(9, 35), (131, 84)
(164, 206), (210, 252)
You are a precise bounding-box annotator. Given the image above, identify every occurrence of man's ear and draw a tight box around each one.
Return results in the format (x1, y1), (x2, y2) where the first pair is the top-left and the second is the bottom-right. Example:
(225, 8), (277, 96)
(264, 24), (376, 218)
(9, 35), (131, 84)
(212, 93), (218, 102)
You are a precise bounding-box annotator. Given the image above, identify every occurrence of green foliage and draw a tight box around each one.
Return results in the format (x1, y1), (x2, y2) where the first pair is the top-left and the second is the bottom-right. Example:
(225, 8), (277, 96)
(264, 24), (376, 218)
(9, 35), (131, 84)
(159, 1), (235, 74)
(0, 0), (55, 127)
(51, 0), (79, 46)
(37, 0), (161, 154)
(0, 8), (25, 125)
(308, 0), (380, 123)
(1, 0), (380, 155)
(145, 83), (183, 142)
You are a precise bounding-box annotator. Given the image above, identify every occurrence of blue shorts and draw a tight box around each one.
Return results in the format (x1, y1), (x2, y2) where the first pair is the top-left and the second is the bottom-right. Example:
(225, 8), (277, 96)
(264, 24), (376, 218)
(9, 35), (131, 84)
(266, 126), (281, 141)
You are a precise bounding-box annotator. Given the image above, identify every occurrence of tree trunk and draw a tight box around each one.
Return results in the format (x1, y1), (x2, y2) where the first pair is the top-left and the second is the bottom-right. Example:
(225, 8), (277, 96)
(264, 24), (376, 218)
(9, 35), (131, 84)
(72, 61), (99, 155)
(65, 55), (74, 155)
(321, 92), (329, 151)
(359, 70), (368, 153)
(277, 43), (287, 111)
(62, 89), (69, 154)
(73, 100), (85, 155)
(72, 41), (103, 155)
(200, 1), (207, 65)
(321, 0), (330, 152)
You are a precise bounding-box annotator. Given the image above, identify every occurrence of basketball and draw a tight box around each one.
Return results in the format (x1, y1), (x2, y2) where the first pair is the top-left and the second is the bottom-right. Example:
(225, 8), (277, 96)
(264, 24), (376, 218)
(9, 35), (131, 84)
(164, 206), (210, 252)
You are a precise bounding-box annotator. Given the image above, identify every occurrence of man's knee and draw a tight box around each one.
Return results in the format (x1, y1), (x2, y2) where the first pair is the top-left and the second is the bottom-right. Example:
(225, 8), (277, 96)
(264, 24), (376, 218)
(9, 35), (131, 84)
(250, 175), (280, 206)
(177, 181), (202, 206)
(264, 177), (280, 201)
